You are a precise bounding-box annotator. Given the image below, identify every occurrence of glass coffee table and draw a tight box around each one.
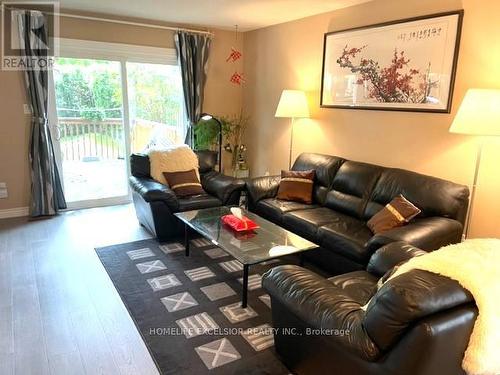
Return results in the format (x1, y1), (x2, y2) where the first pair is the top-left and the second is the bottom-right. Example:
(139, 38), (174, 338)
(175, 206), (318, 307)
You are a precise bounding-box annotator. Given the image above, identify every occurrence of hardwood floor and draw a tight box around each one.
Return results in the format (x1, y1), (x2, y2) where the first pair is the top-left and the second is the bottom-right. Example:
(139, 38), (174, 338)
(0, 204), (159, 375)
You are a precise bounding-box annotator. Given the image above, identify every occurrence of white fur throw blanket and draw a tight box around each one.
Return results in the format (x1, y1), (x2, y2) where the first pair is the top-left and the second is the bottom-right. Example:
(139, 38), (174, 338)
(148, 145), (199, 186)
(388, 239), (500, 375)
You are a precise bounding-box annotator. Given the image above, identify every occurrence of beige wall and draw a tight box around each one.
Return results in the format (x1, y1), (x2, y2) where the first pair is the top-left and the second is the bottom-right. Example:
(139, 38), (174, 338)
(0, 14), (242, 211)
(242, 0), (500, 238)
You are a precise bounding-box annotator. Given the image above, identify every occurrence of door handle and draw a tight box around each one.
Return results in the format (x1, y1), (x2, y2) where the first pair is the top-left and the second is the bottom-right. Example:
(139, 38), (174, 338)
(53, 124), (62, 141)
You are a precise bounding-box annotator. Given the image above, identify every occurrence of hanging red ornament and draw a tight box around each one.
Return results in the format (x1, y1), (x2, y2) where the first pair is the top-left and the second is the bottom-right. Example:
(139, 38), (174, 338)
(226, 47), (242, 63)
(226, 25), (246, 85)
(230, 72), (245, 85)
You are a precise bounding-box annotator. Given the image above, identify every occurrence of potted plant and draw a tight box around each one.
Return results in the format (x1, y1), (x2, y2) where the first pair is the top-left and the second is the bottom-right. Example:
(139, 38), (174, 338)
(193, 113), (249, 176)
(220, 113), (249, 176)
(193, 117), (220, 151)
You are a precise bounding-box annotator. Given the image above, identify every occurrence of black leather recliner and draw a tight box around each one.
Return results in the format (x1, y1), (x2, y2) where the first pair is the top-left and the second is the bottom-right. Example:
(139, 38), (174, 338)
(130, 151), (245, 241)
(262, 242), (477, 375)
(247, 153), (469, 274)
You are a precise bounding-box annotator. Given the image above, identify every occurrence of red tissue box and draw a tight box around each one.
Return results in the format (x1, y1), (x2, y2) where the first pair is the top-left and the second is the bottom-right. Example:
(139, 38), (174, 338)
(221, 214), (260, 232)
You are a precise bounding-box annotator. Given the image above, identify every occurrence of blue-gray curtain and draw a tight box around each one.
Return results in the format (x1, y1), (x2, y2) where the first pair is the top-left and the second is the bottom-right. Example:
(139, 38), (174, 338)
(174, 32), (212, 147)
(17, 11), (66, 216)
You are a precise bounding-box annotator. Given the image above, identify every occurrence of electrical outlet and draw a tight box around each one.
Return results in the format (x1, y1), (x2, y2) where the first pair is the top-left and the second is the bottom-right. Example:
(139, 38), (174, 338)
(0, 182), (7, 199)
(23, 104), (32, 115)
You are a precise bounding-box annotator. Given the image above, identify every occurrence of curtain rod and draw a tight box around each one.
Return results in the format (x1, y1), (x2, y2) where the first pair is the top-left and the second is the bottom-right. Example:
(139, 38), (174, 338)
(3, 5), (214, 35)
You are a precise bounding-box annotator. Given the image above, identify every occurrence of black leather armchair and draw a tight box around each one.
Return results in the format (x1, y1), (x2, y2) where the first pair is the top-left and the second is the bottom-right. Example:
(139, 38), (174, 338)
(130, 151), (245, 241)
(262, 242), (477, 375)
(247, 153), (469, 274)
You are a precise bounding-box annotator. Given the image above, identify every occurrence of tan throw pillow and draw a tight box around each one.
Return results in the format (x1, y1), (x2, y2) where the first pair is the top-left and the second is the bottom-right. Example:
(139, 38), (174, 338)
(163, 169), (205, 197)
(367, 194), (421, 234)
(277, 170), (315, 204)
(148, 145), (199, 185)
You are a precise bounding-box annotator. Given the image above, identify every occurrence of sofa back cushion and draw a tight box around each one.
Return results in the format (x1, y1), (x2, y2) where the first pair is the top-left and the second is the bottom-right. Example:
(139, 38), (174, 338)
(363, 269), (473, 351)
(130, 153), (151, 178)
(130, 151), (217, 180)
(196, 150), (217, 173)
(324, 161), (382, 219)
(292, 153), (344, 205)
(363, 168), (470, 224)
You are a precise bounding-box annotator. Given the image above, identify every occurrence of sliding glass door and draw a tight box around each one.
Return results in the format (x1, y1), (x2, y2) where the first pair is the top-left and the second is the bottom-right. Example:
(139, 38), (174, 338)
(52, 57), (128, 204)
(127, 62), (185, 152)
(49, 40), (184, 209)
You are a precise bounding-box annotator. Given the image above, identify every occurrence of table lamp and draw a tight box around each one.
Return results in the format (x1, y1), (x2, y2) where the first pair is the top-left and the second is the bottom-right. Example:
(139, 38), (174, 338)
(275, 90), (310, 169)
(449, 88), (500, 237)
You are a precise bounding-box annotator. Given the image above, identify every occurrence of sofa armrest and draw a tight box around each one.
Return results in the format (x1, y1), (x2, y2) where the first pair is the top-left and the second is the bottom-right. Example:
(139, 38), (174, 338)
(262, 265), (379, 360)
(246, 175), (281, 208)
(366, 217), (463, 253)
(201, 171), (245, 204)
(363, 269), (473, 351)
(366, 241), (427, 277)
(129, 176), (179, 211)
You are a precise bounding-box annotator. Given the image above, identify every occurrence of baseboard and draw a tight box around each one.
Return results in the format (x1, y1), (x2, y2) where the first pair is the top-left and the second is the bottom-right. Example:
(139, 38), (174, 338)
(0, 206), (29, 219)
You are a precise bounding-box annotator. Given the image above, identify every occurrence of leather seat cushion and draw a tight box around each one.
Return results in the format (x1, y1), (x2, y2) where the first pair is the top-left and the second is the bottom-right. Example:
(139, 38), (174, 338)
(328, 271), (377, 305)
(282, 207), (344, 242)
(317, 213), (374, 263)
(255, 198), (318, 224)
(177, 194), (222, 212)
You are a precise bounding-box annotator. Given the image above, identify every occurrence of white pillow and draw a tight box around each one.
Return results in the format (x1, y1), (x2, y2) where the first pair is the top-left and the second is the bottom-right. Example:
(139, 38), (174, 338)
(148, 145), (199, 186)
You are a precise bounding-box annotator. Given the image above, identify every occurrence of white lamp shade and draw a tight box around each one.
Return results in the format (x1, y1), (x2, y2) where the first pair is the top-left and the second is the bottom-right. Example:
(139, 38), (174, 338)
(450, 89), (500, 136)
(275, 90), (310, 118)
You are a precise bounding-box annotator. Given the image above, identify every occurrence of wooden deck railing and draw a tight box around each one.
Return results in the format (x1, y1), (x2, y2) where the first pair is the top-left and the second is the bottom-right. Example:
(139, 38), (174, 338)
(57, 117), (182, 161)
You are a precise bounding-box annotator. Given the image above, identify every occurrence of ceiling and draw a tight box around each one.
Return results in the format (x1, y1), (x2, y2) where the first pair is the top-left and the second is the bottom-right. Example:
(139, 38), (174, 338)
(57, 0), (374, 31)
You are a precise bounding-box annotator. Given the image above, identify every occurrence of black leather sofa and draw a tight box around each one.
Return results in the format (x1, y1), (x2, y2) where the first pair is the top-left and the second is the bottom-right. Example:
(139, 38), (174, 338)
(247, 153), (469, 274)
(262, 242), (477, 375)
(130, 151), (245, 241)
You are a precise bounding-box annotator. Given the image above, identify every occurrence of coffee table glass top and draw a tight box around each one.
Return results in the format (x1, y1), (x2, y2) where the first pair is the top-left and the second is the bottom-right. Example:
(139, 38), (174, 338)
(175, 206), (317, 265)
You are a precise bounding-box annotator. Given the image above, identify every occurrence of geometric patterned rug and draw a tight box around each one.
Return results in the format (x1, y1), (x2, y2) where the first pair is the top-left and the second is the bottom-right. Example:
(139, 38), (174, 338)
(95, 238), (295, 374)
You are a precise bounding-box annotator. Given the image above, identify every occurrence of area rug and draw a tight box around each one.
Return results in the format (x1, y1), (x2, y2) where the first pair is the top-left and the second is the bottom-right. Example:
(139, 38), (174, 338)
(95, 238), (294, 375)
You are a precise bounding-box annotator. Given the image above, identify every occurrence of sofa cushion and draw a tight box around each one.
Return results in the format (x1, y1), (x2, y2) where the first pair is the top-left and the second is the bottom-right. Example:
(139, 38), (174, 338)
(282, 207), (344, 242)
(195, 150), (217, 173)
(367, 194), (421, 234)
(277, 169), (316, 204)
(177, 194), (222, 212)
(328, 270), (377, 305)
(317, 213), (374, 263)
(163, 169), (205, 197)
(130, 153), (151, 178)
(254, 198), (318, 224)
(149, 145), (199, 185)
(292, 153), (344, 205)
(364, 168), (469, 224)
(324, 161), (382, 219)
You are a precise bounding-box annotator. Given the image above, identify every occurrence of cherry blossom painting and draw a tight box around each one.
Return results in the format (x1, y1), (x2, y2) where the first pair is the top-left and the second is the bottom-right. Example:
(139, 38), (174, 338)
(321, 11), (463, 112)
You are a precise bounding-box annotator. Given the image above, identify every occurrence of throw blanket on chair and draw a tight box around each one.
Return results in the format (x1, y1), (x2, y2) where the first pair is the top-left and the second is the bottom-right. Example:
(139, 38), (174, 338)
(148, 145), (199, 186)
(388, 239), (500, 375)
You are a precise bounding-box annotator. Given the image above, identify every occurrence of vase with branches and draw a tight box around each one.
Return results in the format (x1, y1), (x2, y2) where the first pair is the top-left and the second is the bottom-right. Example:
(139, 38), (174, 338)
(220, 113), (250, 173)
(193, 113), (250, 174)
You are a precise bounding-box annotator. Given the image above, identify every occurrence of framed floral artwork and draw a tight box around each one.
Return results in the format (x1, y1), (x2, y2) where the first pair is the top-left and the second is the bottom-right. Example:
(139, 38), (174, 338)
(320, 11), (463, 113)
